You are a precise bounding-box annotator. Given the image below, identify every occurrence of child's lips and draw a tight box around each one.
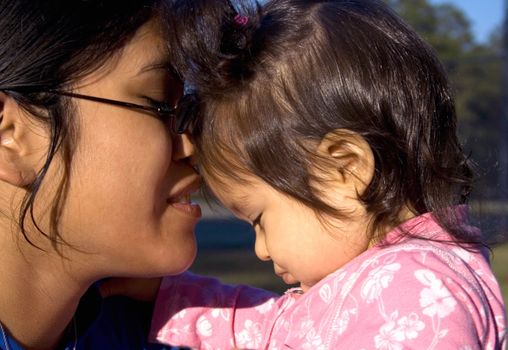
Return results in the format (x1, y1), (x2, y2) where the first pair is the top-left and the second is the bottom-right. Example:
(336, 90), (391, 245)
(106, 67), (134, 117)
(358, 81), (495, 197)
(280, 273), (291, 284)
(276, 270), (295, 284)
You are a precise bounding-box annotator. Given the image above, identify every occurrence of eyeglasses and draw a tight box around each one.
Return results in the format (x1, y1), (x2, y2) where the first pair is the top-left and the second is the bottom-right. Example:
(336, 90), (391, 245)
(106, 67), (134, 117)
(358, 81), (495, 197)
(51, 90), (198, 134)
(3, 89), (196, 134)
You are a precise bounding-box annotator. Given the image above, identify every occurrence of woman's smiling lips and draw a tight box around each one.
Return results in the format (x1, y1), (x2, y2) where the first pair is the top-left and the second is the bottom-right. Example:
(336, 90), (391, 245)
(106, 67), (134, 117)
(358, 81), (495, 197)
(170, 196), (202, 218)
(167, 179), (202, 218)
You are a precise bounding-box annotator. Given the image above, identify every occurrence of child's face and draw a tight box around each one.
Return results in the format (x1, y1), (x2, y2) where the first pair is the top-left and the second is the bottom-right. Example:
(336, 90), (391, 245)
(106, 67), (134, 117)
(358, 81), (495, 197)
(209, 175), (374, 292)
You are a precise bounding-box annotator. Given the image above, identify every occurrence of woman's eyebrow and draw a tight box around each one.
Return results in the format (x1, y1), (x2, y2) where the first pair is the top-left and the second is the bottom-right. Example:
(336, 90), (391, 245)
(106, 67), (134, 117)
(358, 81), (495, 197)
(137, 59), (175, 75)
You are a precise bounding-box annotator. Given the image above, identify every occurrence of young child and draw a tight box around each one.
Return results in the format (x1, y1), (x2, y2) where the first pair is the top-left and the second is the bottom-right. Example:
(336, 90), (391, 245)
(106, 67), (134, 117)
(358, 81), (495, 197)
(115, 0), (508, 348)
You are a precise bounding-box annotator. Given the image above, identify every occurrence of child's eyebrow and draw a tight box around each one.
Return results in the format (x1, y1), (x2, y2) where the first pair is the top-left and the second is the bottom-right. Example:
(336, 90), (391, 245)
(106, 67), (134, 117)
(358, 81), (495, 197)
(230, 204), (247, 218)
(234, 193), (255, 210)
(230, 198), (253, 220)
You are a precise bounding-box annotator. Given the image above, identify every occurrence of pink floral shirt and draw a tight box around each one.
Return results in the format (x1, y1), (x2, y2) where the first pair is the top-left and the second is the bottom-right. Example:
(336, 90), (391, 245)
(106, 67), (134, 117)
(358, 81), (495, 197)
(150, 211), (507, 349)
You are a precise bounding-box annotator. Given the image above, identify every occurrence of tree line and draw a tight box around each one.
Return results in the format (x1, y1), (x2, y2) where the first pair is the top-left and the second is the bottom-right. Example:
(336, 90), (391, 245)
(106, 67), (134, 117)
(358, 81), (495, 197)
(387, 0), (504, 199)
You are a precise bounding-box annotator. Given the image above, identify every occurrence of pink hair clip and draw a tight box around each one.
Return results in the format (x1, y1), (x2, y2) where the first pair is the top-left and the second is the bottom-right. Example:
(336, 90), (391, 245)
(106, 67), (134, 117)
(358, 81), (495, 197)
(234, 14), (249, 26)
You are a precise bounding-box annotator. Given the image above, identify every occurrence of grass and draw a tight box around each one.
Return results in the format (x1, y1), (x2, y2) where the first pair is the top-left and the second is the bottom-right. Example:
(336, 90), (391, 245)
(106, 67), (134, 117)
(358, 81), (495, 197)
(492, 242), (508, 306)
(191, 244), (508, 304)
(190, 249), (287, 294)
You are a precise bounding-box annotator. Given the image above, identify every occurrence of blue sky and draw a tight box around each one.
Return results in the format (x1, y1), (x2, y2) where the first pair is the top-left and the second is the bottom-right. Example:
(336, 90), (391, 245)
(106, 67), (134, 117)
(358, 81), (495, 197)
(429, 0), (504, 43)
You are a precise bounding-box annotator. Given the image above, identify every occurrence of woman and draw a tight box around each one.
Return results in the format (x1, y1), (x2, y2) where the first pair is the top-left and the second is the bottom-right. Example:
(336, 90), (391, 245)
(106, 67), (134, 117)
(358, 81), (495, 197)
(0, 1), (200, 349)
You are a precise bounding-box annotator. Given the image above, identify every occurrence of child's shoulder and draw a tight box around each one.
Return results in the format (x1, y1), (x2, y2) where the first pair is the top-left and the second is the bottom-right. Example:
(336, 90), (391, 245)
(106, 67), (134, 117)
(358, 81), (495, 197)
(312, 210), (498, 315)
(299, 220), (505, 349)
(324, 233), (489, 301)
(338, 211), (492, 295)
(360, 208), (487, 275)
(353, 235), (489, 293)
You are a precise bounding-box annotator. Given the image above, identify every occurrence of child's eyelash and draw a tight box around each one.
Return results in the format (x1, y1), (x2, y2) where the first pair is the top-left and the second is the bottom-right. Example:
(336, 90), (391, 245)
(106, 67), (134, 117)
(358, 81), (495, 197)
(252, 213), (262, 227)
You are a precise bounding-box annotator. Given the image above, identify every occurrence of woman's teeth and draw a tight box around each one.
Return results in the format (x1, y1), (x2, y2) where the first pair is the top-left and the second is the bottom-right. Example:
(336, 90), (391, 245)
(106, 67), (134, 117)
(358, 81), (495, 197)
(176, 194), (191, 204)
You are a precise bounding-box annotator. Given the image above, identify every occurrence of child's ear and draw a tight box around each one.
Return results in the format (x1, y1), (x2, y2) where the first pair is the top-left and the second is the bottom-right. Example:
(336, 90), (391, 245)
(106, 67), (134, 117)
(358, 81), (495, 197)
(0, 92), (42, 187)
(316, 129), (375, 195)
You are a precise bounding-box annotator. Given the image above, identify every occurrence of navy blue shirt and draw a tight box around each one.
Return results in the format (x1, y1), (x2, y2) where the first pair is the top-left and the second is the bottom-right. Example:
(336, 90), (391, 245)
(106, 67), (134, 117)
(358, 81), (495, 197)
(0, 287), (187, 350)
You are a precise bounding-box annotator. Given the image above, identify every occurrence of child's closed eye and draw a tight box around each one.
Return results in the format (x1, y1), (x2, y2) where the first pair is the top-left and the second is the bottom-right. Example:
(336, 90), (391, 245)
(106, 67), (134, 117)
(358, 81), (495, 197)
(252, 213), (263, 228)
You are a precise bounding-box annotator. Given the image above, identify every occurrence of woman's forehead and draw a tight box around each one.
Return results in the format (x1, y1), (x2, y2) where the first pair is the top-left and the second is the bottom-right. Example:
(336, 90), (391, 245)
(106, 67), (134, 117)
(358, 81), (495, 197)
(114, 21), (170, 78)
(77, 20), (171, 87)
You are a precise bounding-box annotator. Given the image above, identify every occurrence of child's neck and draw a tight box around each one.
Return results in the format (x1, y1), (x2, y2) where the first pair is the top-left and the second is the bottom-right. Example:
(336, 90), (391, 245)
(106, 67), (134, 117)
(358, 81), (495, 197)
(368, 207), (416, 248)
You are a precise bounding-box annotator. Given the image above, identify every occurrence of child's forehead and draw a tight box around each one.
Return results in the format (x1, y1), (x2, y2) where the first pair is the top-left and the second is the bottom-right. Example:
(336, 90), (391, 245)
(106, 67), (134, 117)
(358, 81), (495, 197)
(207, 178), (252, 199)
(206, 174), (261, 206)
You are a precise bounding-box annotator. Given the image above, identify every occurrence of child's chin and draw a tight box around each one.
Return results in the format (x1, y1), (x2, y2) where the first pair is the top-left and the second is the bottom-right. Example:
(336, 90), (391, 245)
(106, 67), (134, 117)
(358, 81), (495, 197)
(299, 283), (312, 293)
(280, 273), (299, 286)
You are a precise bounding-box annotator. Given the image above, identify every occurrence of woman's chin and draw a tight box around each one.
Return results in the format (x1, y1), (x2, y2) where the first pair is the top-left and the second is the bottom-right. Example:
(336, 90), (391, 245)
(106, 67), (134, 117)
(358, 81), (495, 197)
(158, 239), (197, 276)
(166, 249), (197, 275)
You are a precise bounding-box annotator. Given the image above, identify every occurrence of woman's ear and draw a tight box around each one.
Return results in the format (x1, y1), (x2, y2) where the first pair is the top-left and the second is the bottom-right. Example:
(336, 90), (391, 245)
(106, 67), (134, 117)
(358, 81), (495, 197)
(315, 129), (375, 196)
(0, 92), (44, 187)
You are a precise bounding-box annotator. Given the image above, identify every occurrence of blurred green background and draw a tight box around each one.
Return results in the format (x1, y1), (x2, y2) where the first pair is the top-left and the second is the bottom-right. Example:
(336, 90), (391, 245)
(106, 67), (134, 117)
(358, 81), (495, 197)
(191, 0), (508, 307)
(492, 243), (508, 305)
(191, 243), (508, 302)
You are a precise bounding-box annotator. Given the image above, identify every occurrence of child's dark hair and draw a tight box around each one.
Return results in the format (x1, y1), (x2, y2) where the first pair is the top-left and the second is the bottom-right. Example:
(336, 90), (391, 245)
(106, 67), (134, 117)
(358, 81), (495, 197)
(164, 0), (478, 246)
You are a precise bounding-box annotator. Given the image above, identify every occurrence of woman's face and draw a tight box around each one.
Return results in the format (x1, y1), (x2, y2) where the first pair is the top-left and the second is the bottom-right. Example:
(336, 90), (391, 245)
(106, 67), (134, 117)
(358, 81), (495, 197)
(38, 20), (201, 279)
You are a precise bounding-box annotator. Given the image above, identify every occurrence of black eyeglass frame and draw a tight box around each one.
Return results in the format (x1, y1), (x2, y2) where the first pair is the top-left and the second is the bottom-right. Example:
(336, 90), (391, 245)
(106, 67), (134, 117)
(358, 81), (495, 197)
(2, 89), (195, 134)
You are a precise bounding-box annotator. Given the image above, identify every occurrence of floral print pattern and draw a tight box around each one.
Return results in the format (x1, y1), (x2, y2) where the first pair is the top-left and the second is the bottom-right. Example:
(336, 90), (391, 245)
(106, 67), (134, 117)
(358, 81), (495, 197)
(361, 262), (401, 304)
(415, 269), (457, 319)
(150, 210), (506, 349)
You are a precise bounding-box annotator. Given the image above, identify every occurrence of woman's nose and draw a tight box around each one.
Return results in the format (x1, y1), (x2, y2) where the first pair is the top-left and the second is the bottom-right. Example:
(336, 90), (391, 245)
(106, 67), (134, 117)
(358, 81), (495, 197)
(172, 132), (195, 161)
(254, 231), (270, 261)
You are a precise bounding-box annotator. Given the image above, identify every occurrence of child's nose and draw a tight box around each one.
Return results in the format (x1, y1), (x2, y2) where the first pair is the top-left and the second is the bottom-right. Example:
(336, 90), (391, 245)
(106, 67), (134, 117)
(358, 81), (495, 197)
(254, 232), (270, 261)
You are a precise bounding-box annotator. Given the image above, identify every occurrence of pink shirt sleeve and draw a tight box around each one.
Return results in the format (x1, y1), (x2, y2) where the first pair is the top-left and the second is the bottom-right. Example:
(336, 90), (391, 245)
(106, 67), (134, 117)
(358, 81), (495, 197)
(149, 232), (506, 349)
(149, 272), (283, 349)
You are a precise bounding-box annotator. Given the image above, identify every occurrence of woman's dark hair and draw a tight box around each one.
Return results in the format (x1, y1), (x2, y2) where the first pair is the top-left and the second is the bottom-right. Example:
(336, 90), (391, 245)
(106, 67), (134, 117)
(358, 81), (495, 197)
(165, 0), (477, 246)
(0, 0), (164, 250)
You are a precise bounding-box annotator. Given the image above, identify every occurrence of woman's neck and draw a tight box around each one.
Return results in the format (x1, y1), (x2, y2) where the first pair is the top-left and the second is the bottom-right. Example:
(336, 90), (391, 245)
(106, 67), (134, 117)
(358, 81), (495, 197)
(0, 227), (89, 350)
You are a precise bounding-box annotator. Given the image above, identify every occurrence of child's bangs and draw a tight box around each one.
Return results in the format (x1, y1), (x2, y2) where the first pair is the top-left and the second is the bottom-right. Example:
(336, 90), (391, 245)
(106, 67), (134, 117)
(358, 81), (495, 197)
(197, 100), (258, 188)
